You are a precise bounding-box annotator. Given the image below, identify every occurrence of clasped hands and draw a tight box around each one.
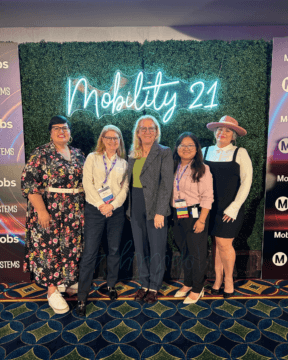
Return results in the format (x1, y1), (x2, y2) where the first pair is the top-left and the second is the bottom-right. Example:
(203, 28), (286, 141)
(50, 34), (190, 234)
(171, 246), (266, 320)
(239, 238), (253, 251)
(99, 203), (114, 217)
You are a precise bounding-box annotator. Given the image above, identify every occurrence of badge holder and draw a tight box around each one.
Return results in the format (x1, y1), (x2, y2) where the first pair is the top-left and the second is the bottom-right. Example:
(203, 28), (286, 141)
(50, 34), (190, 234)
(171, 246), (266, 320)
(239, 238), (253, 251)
(98, 186), (114, 204)
(191, 206), (199, 218)
(175, 199), (189, 219)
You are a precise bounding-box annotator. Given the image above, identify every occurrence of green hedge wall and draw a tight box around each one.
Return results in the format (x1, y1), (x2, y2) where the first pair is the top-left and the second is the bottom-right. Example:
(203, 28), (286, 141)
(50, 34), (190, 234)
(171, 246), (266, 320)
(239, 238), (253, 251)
(18, 40), (272, 251)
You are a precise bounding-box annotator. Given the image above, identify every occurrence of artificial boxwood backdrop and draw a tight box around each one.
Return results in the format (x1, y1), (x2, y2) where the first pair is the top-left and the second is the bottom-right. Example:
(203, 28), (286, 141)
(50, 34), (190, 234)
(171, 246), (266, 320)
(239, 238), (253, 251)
(18, 40), (272, 252)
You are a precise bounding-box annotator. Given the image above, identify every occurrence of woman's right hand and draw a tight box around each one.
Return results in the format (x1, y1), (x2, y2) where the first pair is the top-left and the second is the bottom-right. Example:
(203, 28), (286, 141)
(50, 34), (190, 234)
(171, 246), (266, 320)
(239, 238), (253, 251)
(38, 210), (50, 229)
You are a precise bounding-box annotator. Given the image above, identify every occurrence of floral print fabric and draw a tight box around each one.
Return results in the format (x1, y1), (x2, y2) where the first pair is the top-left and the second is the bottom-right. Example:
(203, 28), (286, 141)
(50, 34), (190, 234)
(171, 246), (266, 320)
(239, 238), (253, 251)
(21, 142), (85, 287)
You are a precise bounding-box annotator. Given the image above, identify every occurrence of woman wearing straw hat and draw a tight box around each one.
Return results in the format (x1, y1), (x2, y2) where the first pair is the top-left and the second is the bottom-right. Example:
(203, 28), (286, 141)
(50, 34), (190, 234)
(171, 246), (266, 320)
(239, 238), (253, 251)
(202, 115), (253, 298)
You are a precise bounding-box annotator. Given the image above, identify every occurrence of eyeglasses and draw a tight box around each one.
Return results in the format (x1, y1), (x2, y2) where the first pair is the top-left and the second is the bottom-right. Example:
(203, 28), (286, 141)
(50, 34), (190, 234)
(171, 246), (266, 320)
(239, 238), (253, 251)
(52, 126), (70, 132)
(178, 144), (196, 150)
(103, 136), (120, 142)
(139, 127), (156, 133)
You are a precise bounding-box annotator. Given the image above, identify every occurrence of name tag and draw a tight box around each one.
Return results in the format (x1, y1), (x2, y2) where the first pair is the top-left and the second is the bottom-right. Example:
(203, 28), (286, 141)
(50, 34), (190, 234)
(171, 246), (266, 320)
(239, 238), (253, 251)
(191, 207), (199, 218)
(175, 199), (189, 219)
(98, 186), (114, 204)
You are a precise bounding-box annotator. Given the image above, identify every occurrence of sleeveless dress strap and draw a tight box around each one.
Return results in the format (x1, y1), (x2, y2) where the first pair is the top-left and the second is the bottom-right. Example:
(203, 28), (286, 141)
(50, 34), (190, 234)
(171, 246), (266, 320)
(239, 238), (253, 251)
(204, 146), (209, 160)
(232, 147), (239, 162)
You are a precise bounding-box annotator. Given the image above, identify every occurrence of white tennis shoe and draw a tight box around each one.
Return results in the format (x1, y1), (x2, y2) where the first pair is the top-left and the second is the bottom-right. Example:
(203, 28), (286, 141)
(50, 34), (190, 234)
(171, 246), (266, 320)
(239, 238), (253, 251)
(48, 289), (69, 314)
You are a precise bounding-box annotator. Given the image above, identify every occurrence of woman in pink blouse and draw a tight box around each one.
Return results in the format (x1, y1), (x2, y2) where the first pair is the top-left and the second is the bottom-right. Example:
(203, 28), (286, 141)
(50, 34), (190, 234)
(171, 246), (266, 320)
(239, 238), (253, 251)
(172, 132), (213, 304)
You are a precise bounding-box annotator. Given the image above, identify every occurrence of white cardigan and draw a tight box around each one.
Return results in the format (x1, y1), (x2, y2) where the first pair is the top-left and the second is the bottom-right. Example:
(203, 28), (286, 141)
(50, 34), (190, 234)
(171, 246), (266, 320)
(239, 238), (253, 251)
(83, 152), (129, 210)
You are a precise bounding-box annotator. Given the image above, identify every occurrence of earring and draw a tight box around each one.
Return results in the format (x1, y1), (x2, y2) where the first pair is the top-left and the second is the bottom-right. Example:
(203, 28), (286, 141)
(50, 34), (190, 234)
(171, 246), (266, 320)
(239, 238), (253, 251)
(68, 136), (73, 144)
(50, 137), (52, 142)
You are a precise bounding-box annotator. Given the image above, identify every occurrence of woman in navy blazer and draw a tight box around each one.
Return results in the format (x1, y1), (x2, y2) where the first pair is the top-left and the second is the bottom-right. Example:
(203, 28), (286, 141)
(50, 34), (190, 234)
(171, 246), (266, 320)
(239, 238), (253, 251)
(127, 115), (174, 304)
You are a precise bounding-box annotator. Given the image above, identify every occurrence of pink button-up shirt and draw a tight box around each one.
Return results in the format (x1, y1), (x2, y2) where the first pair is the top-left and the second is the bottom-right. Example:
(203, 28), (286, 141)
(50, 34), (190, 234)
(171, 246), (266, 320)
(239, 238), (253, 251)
(172, 163), (214, 209)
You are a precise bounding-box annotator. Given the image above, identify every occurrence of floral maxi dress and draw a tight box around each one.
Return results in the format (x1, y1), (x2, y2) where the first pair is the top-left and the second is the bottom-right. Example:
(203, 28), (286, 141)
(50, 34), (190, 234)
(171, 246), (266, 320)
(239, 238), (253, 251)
(21, 142), (86, 287)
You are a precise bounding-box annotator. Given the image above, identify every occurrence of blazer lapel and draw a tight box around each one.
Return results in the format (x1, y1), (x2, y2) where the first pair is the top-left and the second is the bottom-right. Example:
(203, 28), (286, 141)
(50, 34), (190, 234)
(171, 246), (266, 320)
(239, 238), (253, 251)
(128, 157), (136, 183)
(141, 141), (160, 176)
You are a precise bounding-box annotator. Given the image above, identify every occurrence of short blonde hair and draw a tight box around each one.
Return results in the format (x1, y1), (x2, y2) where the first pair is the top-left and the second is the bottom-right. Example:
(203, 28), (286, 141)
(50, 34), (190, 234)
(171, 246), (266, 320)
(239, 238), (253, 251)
(95, 124), (126, 158)
(130, 115), (161, 159)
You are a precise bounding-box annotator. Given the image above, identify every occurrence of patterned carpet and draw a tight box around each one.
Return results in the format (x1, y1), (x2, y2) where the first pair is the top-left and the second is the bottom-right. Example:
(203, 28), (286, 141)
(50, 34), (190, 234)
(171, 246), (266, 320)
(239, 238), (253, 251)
(0, 279), (288, 359)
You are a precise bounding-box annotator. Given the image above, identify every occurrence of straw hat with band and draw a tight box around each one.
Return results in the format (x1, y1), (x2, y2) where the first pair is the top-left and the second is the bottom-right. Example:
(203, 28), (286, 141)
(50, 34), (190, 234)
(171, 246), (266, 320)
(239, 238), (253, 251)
(206, 115), (247, 137)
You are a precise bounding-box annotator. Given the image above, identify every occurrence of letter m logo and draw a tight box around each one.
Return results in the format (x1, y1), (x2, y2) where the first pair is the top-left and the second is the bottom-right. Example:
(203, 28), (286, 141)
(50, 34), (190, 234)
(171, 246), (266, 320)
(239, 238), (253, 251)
(275, 254), (285, 264)
(278, 198), (288, 209)
(280, 141), (288, 152)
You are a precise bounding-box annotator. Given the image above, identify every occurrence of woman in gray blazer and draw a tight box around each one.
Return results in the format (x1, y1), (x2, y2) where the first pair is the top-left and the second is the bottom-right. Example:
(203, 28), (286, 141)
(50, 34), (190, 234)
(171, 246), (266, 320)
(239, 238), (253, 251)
(127, 115), (174, 304)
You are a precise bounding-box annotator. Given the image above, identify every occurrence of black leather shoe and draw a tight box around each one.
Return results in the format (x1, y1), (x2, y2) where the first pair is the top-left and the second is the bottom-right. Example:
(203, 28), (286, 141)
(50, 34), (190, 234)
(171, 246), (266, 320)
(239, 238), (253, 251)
(75, 300), (86, 316)
(223, 291), (235, 299)
(211, 288), (220, 295)
(108, 287), (118, 300)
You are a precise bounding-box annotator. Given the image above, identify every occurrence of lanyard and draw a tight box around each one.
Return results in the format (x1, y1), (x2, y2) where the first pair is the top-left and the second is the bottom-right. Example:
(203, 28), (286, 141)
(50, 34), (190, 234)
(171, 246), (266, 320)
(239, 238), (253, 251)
(102, 154), (117, 186)
(176, 163), (189, 194)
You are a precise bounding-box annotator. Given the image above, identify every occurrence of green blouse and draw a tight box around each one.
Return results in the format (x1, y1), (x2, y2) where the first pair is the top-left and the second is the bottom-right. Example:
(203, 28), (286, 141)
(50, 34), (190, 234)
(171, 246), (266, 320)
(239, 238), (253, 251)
(132, 157), (146, 188)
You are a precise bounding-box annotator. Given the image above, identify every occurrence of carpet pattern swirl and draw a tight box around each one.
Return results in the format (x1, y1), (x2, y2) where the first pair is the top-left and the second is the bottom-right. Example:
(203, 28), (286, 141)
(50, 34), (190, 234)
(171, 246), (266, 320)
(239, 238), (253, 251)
(0, 279), (287, 359)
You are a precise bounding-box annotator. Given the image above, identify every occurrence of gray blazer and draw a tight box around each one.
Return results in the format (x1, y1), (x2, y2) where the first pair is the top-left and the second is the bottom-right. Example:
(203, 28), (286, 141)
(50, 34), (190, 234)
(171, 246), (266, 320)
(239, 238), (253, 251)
(126, 141), (174, 221)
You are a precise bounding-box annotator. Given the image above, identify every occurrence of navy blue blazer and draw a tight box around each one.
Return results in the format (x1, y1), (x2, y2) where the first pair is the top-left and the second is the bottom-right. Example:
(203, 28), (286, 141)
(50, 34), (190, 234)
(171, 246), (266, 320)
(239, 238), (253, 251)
(126, 141), (174, 220)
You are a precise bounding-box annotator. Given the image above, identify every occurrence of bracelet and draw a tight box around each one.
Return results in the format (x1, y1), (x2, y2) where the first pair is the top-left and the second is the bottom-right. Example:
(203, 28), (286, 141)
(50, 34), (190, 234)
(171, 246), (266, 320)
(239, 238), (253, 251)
(199, 220), (205, 224)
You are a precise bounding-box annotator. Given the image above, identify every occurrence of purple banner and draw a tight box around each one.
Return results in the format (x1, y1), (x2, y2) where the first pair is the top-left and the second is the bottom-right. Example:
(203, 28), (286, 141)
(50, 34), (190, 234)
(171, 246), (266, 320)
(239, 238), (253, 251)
(0, 42), (29, 282)
(262, 37), (288, 277)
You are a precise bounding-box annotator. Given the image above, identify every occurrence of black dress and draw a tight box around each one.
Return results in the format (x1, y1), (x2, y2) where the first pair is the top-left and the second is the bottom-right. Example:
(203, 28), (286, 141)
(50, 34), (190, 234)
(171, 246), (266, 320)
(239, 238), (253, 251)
(204, 147), (244, 238)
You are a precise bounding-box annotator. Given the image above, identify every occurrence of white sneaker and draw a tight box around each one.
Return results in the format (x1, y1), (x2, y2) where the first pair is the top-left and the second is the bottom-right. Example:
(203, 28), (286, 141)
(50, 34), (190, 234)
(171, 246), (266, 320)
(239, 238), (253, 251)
(48, 290), (69, 314)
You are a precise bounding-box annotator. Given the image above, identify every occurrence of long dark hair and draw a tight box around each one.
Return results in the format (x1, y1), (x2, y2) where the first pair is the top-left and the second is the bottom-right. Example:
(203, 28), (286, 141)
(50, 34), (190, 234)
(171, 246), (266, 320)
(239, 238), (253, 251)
(173, 132), (205, 182)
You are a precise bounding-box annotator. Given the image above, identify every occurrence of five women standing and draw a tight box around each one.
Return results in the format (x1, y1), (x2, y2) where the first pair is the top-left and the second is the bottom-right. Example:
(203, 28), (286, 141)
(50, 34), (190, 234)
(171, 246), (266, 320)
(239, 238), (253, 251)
(22, 113), (252, 310)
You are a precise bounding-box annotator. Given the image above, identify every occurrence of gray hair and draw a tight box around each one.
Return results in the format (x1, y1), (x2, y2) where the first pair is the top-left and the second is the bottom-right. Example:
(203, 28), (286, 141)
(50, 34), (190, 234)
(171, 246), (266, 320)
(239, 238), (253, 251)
(214, 128), (237, 143)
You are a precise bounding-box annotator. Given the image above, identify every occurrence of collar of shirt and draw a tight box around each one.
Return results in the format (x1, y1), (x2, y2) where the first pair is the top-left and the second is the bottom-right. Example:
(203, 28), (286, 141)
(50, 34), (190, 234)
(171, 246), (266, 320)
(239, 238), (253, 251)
(215, 143), (234, 153)
(103, 151), (117, 162)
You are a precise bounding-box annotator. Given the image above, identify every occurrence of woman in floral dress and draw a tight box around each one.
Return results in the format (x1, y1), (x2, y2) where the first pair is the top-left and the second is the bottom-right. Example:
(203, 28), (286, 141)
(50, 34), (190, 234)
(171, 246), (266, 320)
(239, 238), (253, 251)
(21, 115), (85, 314)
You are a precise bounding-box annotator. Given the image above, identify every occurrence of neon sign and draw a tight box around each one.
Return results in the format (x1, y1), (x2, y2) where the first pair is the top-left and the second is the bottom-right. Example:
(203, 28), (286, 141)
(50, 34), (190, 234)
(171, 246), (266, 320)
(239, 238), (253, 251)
(67, 71), (219, 123)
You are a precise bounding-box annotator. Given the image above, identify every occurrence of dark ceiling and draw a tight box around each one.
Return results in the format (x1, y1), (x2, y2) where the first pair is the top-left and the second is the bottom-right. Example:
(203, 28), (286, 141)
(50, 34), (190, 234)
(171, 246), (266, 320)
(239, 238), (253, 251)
(0, 0), (288, 27)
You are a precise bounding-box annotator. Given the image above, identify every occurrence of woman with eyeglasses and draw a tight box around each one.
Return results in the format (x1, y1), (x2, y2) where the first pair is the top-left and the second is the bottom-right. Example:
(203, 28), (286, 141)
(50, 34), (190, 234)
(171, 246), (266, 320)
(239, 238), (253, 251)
(126, 115), (174, 304)
(21, 115), (86, 314)
(172, 132), (213, 304)
(76, 125), (129, 316)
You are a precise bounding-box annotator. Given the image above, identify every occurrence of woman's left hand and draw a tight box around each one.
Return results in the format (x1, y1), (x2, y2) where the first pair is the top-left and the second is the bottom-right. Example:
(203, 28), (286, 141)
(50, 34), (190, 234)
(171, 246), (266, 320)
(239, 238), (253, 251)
(154, 214), (164, 229)
(222, 214), (234, 223)
(193, 220), (205, 233)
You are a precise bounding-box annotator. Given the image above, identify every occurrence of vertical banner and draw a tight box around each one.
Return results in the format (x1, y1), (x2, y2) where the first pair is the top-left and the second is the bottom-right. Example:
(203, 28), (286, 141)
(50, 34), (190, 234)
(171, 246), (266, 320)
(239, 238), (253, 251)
(262, 37), (288, 277)
(0, 42), (29, 282)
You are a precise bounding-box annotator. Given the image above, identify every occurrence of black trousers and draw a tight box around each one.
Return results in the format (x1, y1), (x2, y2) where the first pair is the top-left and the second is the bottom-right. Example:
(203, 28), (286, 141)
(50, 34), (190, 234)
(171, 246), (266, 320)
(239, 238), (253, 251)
(78, 202), (125, 301)
(130, 188), (167, 291)
(172, 208), (209, 293)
